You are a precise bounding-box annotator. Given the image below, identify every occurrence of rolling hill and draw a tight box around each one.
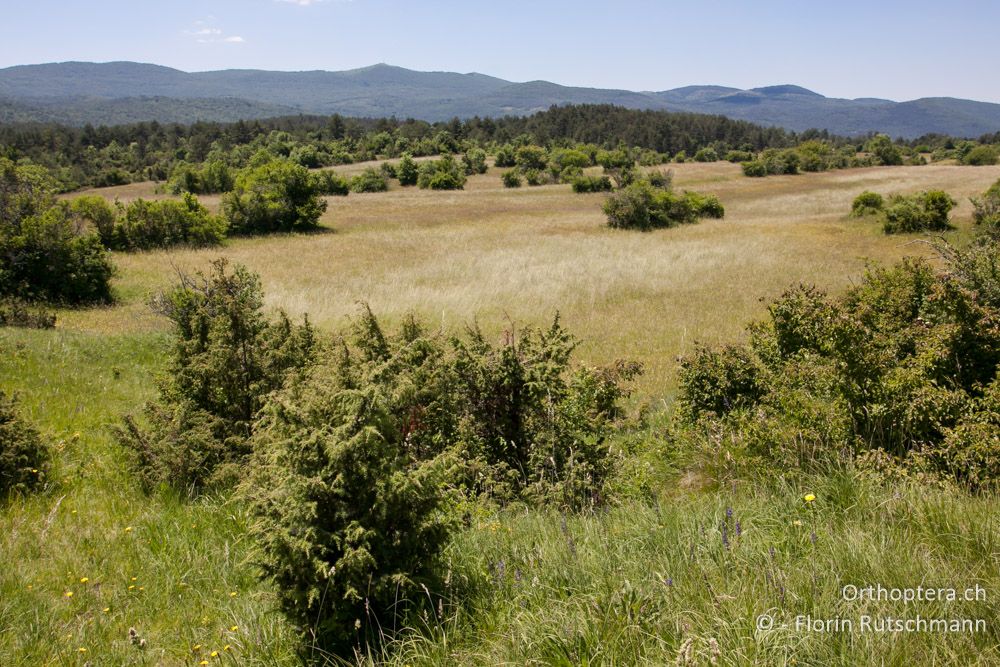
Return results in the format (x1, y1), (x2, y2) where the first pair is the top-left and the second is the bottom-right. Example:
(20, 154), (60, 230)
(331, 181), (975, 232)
(2, 61), (999, 138)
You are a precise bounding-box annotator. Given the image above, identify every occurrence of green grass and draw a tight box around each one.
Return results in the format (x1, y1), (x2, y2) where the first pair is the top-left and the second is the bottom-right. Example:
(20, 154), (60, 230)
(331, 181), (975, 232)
(0, 329), (301, 664)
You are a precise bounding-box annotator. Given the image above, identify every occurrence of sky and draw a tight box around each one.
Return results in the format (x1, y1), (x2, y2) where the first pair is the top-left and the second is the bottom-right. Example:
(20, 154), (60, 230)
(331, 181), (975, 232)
(2, 0), (999, 102)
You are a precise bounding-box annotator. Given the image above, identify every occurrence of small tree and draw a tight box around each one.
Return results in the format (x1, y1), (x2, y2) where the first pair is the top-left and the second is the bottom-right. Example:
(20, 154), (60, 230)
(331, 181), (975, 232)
(350, 168), (389, 193)
(417, 155), (467, 190)
(866, 134), (903, 166)
(396, 153), (419, 186)
(222, 160), (327, 234)
(118, 260), (317, 492)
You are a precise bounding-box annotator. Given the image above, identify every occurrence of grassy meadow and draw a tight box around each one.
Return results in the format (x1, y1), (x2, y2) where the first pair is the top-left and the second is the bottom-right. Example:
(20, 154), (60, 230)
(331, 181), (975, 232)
(4, 161), (1000, 664)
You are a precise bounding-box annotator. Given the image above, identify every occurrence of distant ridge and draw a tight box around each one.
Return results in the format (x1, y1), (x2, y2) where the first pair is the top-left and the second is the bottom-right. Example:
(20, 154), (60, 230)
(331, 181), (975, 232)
(2, 61), (999, 137)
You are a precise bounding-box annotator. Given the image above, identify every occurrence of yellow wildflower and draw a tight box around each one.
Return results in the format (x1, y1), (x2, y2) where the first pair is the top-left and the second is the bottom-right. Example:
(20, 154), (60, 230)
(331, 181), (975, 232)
(200, 662), (209, 666)
(804, 493), (816, 503)
(793, 520), (803, 526)
(80, 577), (89, 584)
(224, 644), (232, 651)
(211, 650), (219, 657)
(102, 607), (110, 612)
(64, 591), (74, 598)
(131, 577), (137, 581)
(229, 591), (237, 597)
(229, 625), (238, 632)
(78, 647), (87, 653)
(124, 526), (133, 533)
(192, 644), (202, 651)
(128, 585), (135, 591)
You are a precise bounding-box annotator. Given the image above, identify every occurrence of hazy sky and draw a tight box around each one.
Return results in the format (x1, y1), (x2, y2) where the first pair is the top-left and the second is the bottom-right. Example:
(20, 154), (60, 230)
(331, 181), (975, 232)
(2, 0), (999, 102)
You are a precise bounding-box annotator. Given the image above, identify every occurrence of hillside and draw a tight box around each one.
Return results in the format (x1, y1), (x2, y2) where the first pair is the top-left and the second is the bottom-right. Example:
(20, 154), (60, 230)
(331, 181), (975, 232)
(2, 61), (1000, 137)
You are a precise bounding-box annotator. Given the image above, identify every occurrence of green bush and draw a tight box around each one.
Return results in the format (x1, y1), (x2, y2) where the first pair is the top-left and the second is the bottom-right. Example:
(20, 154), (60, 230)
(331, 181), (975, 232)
(0, 297), (55, 329)
(523, 169), (547, 186)
(726, 150), (754, 163)
(646, 169), (673, 189)
(239, 308), (639, 645)
(118, 260), (318, 493)
(502, 170), (522, 188)
(240, 311), (460, 647)
(571, 175), (612, 193)
(350, 168), (389, 193)
(515, 145), (548, 171)
(851, 191), (885, 217)
(417, 155), (467, 190)
(396, 153), (419, 186)
(972, 179), (1000, 236)
(113, 194), (226, 250)
(693, 147), (719, 162)
(962, 145), (998, 166)
(683, 191), (725, 218)
(882, 191), (956, 234)
(866, 134), (904, 166)
(0, 391), (49, 497)
(741, 161), (767, 177)
(168, 160), (234, 195)
(603, 181), (723, 230)
(68, 195), (117, 247)
(494, 145), (517, 168)
(0, 158), (115, 304)
(462, 148), (489, 175)
(310, 170), (350, 196)
(222, 160), (327, 234)
(676, 250), (1000, 490)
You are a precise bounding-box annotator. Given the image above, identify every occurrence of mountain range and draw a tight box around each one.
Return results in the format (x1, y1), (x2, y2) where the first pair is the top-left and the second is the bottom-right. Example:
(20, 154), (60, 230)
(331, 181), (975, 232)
(2, 61), (999, 138)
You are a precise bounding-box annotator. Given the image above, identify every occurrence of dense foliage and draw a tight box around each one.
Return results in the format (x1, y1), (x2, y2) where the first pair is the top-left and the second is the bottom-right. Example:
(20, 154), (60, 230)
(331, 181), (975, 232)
(882, 191), (956, 234)
(118, 260), (317, 492)
(603, 180), (725, 230)
(677, 242), (1000, 492)
(221, 160), (327, 234)
(0, 157), (114, 303)
(0, 390), (49, 497)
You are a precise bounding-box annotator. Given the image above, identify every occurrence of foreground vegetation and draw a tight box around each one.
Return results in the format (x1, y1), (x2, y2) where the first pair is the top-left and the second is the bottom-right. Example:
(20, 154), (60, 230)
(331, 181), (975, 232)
(3, 161), (1000, 664)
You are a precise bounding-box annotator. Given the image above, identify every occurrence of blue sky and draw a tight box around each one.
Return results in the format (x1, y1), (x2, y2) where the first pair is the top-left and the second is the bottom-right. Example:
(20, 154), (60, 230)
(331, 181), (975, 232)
(2, 0), (999, 102)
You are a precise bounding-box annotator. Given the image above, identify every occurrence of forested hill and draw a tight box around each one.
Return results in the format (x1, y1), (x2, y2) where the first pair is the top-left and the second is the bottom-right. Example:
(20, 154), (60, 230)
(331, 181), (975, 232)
(2, 61), (1000, 138)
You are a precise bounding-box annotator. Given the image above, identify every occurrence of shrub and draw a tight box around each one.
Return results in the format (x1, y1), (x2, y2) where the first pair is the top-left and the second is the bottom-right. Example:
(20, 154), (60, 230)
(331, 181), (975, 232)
(676, 250), (1000, 490)
(693, 147), (719, 162)
(222, 160), (327, 234)
(68, 195), (117, 246)
(523, 169), (547, 186)
(0, 158), (114, 304)
(113, 194), (226, 250)
(0, 391), (49, 497)
(311, 170), (350, 196)
(240, 312), (459, 647)
(866, 134), (903, 166)
(240, 308), (639, 645)
(882, 191), (956, 234)
(962, 145), (998, 166)
(0, 297), (55, 329)
(972, 179), (1000, 236)
(684, 191), (725, 218)
(851, 191), (885, 217)
(515, 145), (548, 171)
(571, 175), (612, 193)
(417, 155), (467, 190)
(350, 168), (389, 193)
(502, 170), (523, 188)
(462, 148), (489, 175)
(604, 181), (723, 230)
(118, 260), (318, 493)
(726, 150), (754, 163)
(494, 145), (517, 168)
(646, 169), (673, 189)
(396, 153), (419, 186)
(168, 160), (234, 195)
(741, 161), (767, 177)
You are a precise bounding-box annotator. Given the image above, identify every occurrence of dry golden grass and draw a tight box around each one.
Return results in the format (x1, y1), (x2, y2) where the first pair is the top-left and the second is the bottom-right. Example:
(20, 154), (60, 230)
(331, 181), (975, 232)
(57, 162), (1000, 399)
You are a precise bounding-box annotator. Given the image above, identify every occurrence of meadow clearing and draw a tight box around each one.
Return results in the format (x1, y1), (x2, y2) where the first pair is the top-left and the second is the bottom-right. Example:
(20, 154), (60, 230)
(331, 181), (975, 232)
(3, 161), (1000, 665)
